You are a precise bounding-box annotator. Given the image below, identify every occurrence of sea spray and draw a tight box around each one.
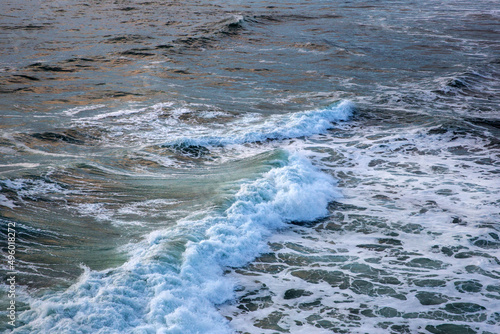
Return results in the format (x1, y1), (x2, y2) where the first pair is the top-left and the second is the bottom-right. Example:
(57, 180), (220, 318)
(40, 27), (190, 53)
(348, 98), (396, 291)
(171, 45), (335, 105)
(14, 152), (340, 333)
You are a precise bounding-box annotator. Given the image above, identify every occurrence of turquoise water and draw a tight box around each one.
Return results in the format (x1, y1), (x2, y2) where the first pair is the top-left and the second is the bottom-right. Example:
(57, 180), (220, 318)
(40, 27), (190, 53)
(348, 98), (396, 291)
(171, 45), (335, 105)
(1, 1), (499, 333)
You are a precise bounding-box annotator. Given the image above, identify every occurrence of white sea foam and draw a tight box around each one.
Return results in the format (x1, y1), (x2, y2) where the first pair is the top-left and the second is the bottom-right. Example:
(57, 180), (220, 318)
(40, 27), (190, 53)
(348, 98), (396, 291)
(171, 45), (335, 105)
(165, 100), (354, 147)
(14, 151), (340, 333)
(80, 102), (174, 122)
(0, 163), (40, 168)
(70, 100), (354, 161)
(0, 178), (77, 201)
(63, 104), (106, 116)
(73, 199), (187, 226)
(218, 120), (500, 333)
(0, 193), (16, 209)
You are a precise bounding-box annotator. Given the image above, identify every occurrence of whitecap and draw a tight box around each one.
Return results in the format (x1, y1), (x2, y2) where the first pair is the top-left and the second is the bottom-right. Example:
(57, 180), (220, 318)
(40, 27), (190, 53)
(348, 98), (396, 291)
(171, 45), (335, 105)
(14, 151), (340, 333)
(165, 100), (355, 148)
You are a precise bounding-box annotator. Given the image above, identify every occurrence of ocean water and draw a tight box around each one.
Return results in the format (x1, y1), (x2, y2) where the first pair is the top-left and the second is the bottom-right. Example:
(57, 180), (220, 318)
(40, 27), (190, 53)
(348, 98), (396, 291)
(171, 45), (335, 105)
(1, 1), (499, 333)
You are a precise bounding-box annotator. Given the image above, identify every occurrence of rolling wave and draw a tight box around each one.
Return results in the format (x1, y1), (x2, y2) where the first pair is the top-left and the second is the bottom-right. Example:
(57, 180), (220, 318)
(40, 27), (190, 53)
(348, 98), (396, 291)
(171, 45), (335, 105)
(14, 152), (340, 333)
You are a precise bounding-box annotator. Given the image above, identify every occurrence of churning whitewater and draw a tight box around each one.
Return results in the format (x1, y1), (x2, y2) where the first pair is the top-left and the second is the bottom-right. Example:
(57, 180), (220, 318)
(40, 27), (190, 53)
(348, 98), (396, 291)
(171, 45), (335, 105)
(14, 152), (341, 333)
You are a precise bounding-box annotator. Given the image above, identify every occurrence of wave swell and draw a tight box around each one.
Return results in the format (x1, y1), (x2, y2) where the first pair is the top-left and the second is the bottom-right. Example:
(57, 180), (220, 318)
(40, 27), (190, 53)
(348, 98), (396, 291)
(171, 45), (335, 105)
(15, 152), (340, 333)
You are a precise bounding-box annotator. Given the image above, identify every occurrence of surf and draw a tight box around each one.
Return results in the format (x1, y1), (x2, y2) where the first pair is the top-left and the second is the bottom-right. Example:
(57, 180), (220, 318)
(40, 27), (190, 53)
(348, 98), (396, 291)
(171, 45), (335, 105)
(13, 151), (341, 333)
